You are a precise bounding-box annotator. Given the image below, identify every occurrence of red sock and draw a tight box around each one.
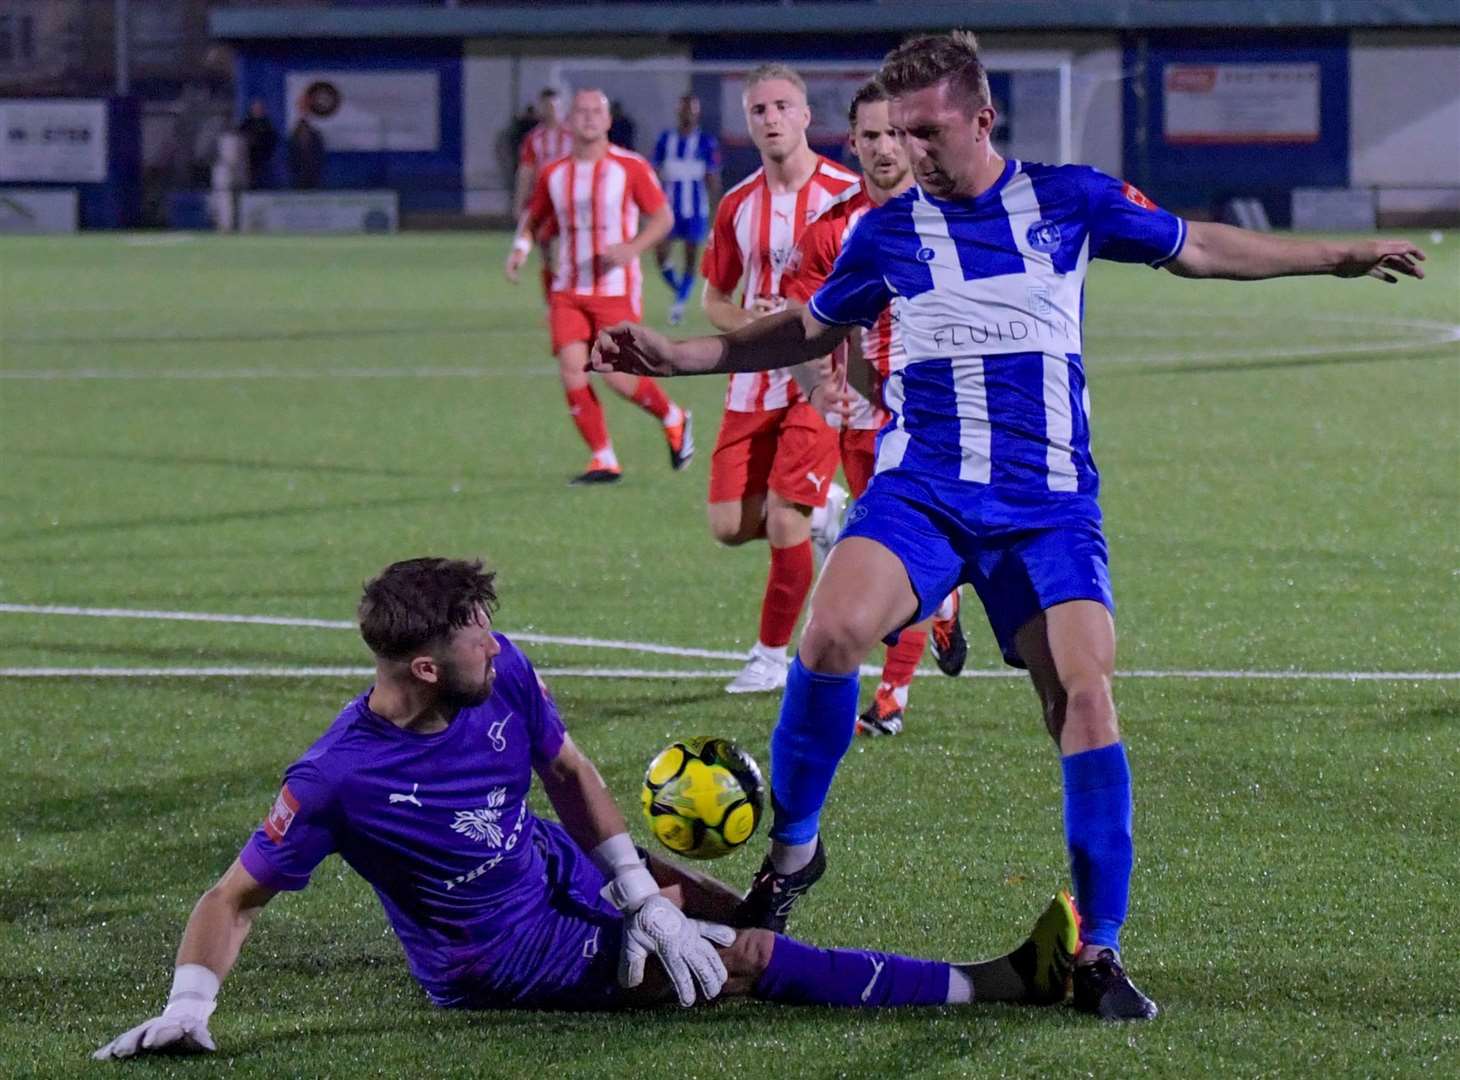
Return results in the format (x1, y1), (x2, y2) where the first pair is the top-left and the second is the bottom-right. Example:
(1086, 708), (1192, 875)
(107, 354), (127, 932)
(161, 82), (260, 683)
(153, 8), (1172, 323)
(758, 540), (814, 649)
(565, 385), (611, 455)
(630, 376), (676, 422)
(882, 628), (927, 690)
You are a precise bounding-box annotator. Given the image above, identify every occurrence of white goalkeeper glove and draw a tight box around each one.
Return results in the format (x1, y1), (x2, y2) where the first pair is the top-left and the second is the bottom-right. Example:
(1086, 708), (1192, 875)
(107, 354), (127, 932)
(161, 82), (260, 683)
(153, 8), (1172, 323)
(92, 964), (218, 1061)
(620, 894), (737, 1007)
(592, 833), (661, 915)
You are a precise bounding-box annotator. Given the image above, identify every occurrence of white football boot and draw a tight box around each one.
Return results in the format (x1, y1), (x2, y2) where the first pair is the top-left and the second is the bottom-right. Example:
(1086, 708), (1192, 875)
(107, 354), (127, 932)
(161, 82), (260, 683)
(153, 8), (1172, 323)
(725, 642), (790, 694)
(809, 482), (848, 566)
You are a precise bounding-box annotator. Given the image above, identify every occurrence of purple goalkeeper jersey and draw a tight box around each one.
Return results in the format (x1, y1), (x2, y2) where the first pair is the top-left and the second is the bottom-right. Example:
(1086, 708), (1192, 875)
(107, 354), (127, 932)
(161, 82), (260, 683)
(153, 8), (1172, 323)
(239, 634), (614, 1004)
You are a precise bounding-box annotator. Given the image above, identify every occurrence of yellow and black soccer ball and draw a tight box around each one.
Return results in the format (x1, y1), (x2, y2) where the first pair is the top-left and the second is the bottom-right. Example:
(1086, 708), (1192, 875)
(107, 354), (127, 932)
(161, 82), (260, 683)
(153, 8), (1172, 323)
(640, 737), (764, 860)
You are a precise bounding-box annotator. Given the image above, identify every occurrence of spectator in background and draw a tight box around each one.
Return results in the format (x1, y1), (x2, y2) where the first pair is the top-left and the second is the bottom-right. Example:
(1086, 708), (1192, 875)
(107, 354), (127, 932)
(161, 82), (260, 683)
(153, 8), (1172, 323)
(239, 99), (278, 190)
(608, 100), (637, 152)
(288, 115), (325, 190)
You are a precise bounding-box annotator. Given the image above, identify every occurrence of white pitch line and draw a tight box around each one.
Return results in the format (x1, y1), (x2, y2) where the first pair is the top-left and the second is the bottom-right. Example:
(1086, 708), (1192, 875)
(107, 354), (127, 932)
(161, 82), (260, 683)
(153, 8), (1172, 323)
(0, 365), (550, 383)
(0, 603), (746, 661)
(0, 666), (1454, 682)
(1, 603), (1456, 682)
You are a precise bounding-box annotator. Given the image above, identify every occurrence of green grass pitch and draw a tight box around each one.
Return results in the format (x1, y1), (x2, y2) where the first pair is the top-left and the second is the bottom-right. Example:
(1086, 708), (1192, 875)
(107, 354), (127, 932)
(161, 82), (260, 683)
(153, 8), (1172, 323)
(0, 230), (1456, 1077)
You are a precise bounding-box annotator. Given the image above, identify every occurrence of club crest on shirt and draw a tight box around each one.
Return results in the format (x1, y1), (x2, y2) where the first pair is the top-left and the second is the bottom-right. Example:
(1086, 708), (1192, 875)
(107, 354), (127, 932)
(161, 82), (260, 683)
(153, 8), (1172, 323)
(1026, 219), (1062, 254)
(451, 786), (507, 846)
(263, 784), (300, 843)
(916, 246), (936, 263)
(487, 714), (510, 753)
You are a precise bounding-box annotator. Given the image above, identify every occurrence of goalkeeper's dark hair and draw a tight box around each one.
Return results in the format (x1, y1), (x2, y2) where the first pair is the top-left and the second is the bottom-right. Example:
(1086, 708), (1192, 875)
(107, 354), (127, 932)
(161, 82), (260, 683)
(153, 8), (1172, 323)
(847, 78), (889, 130)
(879, 30), (990, 116)
(358, 557), (499, 659)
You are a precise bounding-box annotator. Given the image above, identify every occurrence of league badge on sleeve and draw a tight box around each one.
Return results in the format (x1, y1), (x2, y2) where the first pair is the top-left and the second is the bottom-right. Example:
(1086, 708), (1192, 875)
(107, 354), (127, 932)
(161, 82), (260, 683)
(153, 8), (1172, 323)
(1121, 182), (1159, 211)
(263, 784), (300, 842)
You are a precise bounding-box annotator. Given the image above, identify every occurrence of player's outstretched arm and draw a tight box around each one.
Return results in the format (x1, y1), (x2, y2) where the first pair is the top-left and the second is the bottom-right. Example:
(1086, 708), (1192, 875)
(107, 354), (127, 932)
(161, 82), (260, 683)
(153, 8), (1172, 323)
(589, 305), (852, 378)
(537, 735), (735, 1007)
(93, 859), (277, 1061)
(1169, 221), (1426, 283)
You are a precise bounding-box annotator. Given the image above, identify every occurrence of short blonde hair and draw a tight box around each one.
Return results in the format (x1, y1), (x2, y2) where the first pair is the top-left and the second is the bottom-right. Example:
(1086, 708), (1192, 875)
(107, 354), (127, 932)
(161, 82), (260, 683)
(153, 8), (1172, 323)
(880, 30), (990, 114)
(744, 63), (807, 102)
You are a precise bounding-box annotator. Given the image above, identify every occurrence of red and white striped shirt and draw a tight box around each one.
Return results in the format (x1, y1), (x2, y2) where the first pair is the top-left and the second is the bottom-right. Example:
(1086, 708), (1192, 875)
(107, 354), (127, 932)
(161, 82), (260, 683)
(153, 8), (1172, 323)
(786, 181), (903, 431)
(701, 156), (859, 412)
(518, 123), (573, 170)
(525, 148), (667, 299)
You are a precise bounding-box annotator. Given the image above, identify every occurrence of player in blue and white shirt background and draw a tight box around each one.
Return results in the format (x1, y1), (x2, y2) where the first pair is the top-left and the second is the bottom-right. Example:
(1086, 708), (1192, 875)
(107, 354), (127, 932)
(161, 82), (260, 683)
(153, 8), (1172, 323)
(93, 556), (1080, 1060)
(591, 31), (1426, 1024)
(652, 94), (722, 325)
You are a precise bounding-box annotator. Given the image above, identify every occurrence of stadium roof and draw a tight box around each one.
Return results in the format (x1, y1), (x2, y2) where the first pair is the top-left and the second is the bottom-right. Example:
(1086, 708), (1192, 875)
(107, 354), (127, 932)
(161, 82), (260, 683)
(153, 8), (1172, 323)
(211, 1), (1460, 41)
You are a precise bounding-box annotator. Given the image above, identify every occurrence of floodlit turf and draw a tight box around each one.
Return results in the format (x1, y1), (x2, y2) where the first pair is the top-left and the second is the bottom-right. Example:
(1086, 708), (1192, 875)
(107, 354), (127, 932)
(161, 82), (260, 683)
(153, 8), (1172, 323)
(1, 230), (1456, 1077)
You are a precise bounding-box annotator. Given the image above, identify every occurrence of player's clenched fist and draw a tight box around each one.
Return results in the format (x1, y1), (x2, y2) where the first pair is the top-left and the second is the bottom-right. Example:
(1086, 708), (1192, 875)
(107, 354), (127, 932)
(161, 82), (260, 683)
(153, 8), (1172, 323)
(590, 322), (678, 376)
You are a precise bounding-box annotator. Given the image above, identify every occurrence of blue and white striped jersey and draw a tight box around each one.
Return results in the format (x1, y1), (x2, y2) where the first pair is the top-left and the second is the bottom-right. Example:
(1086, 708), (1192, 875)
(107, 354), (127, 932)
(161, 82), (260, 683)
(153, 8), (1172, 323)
(652, 128), (721, 223)
(808, 160), (1186, 526)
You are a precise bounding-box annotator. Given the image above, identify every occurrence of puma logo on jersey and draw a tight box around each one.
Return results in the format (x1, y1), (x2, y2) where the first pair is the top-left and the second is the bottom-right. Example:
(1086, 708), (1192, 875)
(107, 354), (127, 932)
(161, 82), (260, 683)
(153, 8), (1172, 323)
(806, 471), (826, 492)
(388, 782), (422, 807)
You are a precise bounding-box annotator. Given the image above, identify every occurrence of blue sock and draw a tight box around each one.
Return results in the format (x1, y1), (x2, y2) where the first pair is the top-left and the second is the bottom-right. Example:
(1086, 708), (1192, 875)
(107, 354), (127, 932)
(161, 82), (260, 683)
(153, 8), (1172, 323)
(1062, 742), (1134, 952)
(768, 656), (859, 844)
(659, 265), (680, 293)
(753, 935), (949, 1007)
(675, 267), (696, 303)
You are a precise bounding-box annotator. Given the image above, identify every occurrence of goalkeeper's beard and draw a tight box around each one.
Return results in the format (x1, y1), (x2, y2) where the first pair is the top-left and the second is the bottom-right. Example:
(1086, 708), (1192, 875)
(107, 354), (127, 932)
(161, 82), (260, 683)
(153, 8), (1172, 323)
(436, 658), (494, 709)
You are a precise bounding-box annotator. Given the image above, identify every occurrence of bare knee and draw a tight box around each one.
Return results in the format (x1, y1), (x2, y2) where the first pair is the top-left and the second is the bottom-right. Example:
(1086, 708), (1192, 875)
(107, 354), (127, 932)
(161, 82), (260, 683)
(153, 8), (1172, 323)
(708, 500), (764, 546)
(721, 928), (776, 981)
(764, 499), (810, 547)
(1058, 673), (1118, 751)
(799, 605), (880, 674)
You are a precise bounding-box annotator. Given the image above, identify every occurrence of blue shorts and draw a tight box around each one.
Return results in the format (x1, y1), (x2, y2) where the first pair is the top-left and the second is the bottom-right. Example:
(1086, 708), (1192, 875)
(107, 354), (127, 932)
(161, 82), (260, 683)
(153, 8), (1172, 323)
(434, 820), (627, 1010)
(670, 215), (709, 244)
(838, 469), (1114, 668)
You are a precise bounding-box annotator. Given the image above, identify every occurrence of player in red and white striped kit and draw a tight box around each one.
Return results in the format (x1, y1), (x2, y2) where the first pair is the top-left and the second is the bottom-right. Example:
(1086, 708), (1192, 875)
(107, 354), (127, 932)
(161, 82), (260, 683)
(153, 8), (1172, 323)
(514, 88), (576, 305)
(507, 89), (693, 484)
(786, 80), (966, 734)
(700, 64), (858, 694)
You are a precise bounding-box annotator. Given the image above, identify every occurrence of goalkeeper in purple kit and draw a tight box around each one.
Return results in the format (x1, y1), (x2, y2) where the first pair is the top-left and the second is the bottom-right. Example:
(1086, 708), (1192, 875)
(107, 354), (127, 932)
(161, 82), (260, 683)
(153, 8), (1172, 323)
(94, 557), (1078, 1060)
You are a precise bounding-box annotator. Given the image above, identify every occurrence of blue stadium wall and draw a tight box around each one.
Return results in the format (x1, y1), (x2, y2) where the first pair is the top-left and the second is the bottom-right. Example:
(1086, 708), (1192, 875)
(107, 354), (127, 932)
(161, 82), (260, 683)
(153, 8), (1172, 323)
(234, 40), (464, 212)
(1122, 33), (1351, 226)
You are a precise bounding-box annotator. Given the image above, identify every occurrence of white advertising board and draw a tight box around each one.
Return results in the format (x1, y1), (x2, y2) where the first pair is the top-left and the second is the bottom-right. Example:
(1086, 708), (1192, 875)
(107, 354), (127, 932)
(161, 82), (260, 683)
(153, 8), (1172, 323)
(1291, 188), (1376, 232)
(285, 71), (439, 152)
(0, 100), (108, 182)
(238, 190), (398, 233)
(0, 188), (79, 233)
(1164, 63), (1320, 144)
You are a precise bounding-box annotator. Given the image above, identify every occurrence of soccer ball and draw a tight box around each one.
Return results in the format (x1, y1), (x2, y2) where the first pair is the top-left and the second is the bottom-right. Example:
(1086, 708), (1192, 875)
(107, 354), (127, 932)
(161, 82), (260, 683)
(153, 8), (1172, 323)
(640, 737), (764, 860)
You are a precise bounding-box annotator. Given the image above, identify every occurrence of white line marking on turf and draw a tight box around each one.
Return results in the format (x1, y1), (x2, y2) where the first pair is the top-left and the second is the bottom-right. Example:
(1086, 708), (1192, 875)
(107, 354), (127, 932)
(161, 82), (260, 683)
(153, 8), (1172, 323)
(0, 366), (551, 382)
(0, 603), (746, 661)
(0, 604), (1455, 682)
(4, 314), (1455, 382)
(0, 666), (1454, 681)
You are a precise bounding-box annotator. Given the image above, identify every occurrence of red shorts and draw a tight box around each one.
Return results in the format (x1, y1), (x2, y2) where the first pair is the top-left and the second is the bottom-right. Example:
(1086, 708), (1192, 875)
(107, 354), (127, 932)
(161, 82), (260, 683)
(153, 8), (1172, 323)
(839, 427), (878, 498)
(709, 402), (840, 508)
(549, 292), (640, 355)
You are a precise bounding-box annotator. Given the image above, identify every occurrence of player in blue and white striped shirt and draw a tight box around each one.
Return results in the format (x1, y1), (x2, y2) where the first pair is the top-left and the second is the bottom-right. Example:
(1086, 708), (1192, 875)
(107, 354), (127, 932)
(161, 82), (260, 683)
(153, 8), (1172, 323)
(592, 32), (1426, 1023)
(652, 94), (722, 325)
